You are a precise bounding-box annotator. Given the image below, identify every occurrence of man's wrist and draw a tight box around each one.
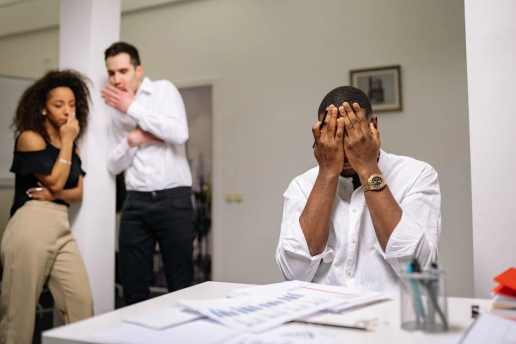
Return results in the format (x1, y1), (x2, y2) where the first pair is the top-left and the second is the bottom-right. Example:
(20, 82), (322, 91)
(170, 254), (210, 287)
(126, 100), (143, 118)
(318, 168), (340, 182)
(357, 164), (382, 184)
(126, 135), (137, 148)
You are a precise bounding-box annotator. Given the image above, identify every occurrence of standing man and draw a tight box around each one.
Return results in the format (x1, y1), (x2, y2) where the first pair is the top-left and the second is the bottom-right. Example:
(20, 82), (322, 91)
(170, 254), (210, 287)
(102, 42), (194, 305)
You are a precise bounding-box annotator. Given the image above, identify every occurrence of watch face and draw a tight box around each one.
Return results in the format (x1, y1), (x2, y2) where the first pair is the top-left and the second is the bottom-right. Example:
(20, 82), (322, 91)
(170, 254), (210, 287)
(371, 176), (384, 188)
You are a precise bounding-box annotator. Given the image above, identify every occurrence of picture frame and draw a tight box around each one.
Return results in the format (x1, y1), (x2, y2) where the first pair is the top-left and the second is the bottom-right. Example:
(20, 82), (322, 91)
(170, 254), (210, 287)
(349, 65), (402, 112)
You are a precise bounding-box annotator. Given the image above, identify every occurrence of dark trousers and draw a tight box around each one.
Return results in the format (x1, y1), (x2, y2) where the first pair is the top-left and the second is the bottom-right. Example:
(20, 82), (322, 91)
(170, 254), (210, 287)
(119, 187), (195, 305)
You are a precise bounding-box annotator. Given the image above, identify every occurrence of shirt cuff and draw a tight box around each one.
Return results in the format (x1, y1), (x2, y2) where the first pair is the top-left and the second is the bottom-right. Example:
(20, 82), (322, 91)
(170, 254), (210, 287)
(116, 136), (138, 156)
(126, 100), (145, 121)
(374, 211), (424, 260)
(282, 219), (335, 263)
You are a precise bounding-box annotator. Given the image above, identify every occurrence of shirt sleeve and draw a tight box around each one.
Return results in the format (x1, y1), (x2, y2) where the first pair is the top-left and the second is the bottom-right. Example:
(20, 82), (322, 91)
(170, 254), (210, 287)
(374, 164), (441, 274)
(275, 179), (334, 282)
(106, 115), (138, 175)
(126, 82), (189, 145)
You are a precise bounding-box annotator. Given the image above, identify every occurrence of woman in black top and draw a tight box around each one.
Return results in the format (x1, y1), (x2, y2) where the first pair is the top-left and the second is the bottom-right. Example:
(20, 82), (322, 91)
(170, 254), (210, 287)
(0, 70), (93, 344)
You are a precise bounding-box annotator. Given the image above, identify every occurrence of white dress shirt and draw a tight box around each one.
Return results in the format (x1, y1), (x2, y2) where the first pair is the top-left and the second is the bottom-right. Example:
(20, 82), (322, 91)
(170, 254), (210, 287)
(107, 77), (192, 191)
(275, 150), (441, 294)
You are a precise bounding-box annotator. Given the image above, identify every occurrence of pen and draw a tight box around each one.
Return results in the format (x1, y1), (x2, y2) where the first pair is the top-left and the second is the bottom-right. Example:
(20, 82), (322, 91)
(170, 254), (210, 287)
(427, 262), (448, 330)
(292, 320), (373, 332)
(407, 261), (426, 325)
(312, 110), (329, 148)
(412, 259), (434, 329)
(412, 259), (448, 331)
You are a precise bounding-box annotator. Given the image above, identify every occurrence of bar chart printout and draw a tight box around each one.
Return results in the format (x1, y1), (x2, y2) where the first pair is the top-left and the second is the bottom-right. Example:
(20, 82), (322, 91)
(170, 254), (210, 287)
(178, 289), (345, 333)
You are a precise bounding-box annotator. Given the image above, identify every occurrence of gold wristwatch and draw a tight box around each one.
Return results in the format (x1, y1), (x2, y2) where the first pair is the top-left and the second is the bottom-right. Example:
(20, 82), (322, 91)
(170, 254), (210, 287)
(361, 174), (387, 192)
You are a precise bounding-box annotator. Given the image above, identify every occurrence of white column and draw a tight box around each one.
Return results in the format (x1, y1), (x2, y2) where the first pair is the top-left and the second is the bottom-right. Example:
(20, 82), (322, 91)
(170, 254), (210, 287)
(59, 0), (120, 314)
(465, 0), (516, 298)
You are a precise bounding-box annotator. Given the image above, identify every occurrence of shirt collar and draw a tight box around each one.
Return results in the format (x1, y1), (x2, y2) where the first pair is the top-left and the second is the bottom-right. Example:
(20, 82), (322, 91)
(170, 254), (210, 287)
(136, 77), (153, 96)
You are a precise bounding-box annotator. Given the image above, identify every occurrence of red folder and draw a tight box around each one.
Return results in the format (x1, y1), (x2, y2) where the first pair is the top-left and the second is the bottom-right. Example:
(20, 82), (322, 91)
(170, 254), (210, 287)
(493, 284), (516, 298)
(493, 268), (516, 297)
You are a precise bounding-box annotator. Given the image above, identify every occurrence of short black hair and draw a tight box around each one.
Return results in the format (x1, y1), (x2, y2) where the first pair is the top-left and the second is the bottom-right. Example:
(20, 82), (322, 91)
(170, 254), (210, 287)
(318, 86), (373, 119)
(104, 42), (141, 68)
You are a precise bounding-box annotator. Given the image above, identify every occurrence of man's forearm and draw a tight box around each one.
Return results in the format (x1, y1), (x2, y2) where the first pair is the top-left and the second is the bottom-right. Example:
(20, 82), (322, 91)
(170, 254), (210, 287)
(107, 137), (137, 175)
(128, 103), (189, 145)
(299, 172), (338, 256)
(359, 166), (402, 251)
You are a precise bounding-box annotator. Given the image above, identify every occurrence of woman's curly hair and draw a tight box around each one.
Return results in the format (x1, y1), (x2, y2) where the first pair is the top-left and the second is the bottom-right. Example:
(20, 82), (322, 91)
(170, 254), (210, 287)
(12, 69), (91, 142)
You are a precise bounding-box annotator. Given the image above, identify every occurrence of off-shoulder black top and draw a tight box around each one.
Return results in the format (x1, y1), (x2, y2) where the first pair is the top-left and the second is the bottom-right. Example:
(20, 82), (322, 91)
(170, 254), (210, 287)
(9, 141), (86, 216)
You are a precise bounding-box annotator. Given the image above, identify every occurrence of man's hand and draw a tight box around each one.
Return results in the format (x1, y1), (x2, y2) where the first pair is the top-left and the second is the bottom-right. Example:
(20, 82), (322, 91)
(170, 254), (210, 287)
(127, 126), (164, 147)
(101, 85), (135, 113)
(340, 102), (381, 183)
(312, 105), (345, 179)
(301, 105), (344, 257)
(27, 182), (56, 201)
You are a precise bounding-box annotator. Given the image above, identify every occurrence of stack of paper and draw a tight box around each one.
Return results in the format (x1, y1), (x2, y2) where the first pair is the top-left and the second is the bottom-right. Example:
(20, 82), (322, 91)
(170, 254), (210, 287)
(228, 280), (389, 313)
(178, 287), (346, 333)
(491, 267), (516, 319)
(122, 305), (202, 330)
(91, 281), (387, 343)
(227, 281), (308, 298)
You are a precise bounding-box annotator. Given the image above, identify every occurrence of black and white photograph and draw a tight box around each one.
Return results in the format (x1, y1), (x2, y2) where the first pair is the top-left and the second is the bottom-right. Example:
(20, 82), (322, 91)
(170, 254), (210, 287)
(350, 65), (402, 112)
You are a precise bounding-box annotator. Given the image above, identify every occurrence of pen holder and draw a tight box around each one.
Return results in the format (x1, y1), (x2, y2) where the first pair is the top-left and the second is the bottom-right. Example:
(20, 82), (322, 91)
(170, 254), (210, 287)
(399, 270), (448, 333)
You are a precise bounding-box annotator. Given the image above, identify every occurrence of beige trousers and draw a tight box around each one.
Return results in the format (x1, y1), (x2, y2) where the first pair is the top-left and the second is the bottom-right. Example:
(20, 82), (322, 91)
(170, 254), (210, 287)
(0, 201), (93, 344)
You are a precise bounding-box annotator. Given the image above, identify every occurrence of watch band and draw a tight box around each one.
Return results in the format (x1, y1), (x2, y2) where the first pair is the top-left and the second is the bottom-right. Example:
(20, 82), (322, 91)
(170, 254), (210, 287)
(362, 174), (386, 192)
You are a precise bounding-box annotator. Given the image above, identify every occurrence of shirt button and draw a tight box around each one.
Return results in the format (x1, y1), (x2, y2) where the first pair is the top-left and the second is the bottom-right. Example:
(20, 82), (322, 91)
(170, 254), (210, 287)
(352, 237), (356, 244)
(352, 209), (357, 213)
(323, 251), (334, 263)
(347, 271), (351, 276)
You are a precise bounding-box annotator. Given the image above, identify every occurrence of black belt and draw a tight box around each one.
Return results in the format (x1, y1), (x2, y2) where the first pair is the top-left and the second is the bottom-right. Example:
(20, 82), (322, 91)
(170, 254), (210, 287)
(127, 186), (191, 200)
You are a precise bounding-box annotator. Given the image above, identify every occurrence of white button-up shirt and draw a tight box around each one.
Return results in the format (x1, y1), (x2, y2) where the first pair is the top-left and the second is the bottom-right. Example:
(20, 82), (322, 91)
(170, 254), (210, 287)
(276, 150), (441, 294)
(107, 77), (192, 191)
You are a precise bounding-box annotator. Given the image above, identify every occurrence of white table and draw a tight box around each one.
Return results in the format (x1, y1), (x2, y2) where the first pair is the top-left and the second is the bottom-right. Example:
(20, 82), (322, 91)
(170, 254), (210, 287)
(42, 281), (491, 344)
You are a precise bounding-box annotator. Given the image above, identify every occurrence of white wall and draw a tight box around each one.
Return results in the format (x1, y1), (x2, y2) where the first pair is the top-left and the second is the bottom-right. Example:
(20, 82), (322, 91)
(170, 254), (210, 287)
(59, 0), (120, 315)
(465, 0), (516, 298)
(0, 76), (34, 179)
(0, 0), (190, 37)
(0, 0), (474, 297)
(0, 76), (33, 243)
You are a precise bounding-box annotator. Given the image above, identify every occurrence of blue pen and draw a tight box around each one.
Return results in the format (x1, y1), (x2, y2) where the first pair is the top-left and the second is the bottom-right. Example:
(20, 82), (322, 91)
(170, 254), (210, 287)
(427, 262), (448, 331)
(407, 261), (426, 325)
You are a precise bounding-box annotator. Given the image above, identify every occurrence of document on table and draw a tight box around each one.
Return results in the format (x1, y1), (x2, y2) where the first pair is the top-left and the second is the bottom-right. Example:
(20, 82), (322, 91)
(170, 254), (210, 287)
(229, 280), (389, 313)
(459, 313), (516, 344)
(92, 319), (239, 344)
(224, 324), (342, 344)
(228, 281), (308, 298)
(178, 288), (346, 333)
(122, 305), (203, 330)
(298, 283), (389, 313)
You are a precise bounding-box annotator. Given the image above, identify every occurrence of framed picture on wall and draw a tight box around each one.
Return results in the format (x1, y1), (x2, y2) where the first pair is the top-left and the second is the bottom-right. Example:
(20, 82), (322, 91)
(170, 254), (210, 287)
(349, 65), (402, 112)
